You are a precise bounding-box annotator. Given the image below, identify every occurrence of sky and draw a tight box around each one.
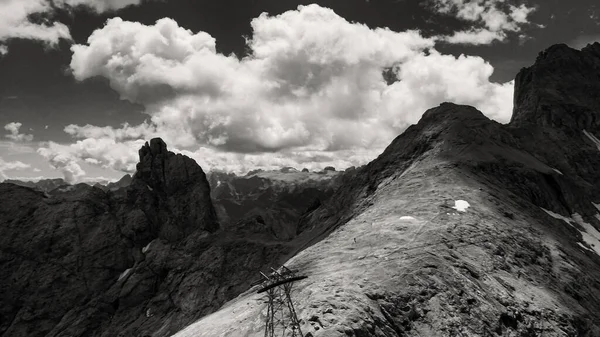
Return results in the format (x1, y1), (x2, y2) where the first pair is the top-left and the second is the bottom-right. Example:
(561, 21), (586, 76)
(0, 0), (599, 183)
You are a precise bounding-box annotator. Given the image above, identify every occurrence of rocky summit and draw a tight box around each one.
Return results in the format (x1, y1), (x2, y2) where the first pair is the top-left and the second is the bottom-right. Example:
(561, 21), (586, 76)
(3, 43), (600, 337)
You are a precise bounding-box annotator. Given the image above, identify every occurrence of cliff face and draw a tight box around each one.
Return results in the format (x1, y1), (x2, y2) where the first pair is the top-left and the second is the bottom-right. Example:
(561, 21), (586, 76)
(0, 139), (295, 337)
(512, 42), (600, 133)
(172, 44), (600, 337)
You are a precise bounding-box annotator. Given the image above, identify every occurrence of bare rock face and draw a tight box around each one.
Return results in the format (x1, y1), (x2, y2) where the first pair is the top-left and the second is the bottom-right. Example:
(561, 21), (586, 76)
(0, 138), (294, 337)
(127, 138), (218, 243)
(512, 42), (600, 133)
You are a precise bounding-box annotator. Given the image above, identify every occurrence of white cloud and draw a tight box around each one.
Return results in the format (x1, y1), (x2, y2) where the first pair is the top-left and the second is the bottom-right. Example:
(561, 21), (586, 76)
(41, 4), (515, 178)
(0, 0), (71, 53)
(431, 0), (537, 45)
(37, 143), (86, 183)
(444, 28), (505, 45)
(55, 0), (144, 12)
(0, 0), (151, 54)
(0, 157), (31, 180)
(37, 137), (146, 183)
(4, 122), (34, 142)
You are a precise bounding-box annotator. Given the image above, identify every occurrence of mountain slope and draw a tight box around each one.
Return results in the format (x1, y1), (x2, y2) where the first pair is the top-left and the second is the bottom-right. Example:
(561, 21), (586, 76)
(172, 44), (600, 337)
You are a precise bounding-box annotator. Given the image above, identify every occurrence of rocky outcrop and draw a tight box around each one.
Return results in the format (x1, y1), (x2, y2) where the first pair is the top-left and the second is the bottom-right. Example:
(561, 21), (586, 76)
(0, 138), (294, 337)
(512, 42), (600, 132)
(126, 139), (218, 243)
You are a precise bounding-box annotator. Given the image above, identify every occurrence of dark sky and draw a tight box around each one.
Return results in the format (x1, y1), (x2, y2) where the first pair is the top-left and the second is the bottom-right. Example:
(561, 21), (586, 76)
(0, 0), (599, 180)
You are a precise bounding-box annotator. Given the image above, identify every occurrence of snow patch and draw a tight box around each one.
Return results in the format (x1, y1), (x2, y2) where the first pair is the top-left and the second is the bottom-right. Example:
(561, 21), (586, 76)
(540, 208), (572, 224)
(583, 130), (600, 151)
(452, 200), (470, 212)
(541, 208), (600, 256)
(142, 241), (152, 254)
(147, 184), (153, 191)
(572, 213), (600, 256)
(399, 216), (415, 221)
(592, 202), (600, 212)
(552, 168), (563, 175)
(118, 268), (132, 281)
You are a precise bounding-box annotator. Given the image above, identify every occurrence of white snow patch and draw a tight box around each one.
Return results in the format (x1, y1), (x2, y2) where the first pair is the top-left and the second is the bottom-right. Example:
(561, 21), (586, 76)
(583, 130), (600, 151)
(540, 208), (572, 224)
(142, 241), (152, 254)
(147, 184), (153, 191)
(552, 168), (563, 175)
(541, 208), (600, 256)
(399, 216), (415, 221)
(572, 213), (600, 256)
(452, 200), (470, 212)
(592, 202), (600, 212)
(118, 268), (132, 281)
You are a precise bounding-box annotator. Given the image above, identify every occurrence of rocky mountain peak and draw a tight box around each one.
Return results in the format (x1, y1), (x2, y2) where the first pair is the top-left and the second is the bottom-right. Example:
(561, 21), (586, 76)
(128, 138), (218, 242)
(134, 138), (208, 195)
(419, 102), (489, 128)
(511, 43), (600, 132)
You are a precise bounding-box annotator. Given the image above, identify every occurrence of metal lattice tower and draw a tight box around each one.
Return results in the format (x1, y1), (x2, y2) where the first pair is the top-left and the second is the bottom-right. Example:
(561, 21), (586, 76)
(257, 266), (307, 337)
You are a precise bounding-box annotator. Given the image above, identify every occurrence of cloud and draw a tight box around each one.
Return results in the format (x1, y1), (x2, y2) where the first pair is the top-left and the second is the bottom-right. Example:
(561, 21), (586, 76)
(430, 0), (537, 44)
(0, 157), (31, 180)
(4, 122), (34, 142)
(0, 0), (71, 53)
(37, 137), (146, 183)
(55, 0), (145, 12)
(0, 0), (151, 54)
(37, 143), (86, 183)
(42, 4), (515, 178)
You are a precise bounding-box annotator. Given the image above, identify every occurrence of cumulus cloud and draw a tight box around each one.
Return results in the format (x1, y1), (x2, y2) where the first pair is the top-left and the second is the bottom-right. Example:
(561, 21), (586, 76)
(431, 0), (537, 44)
(4, 122), (34, 142)
(37, 143), (85, 183)
(37, 137), (146, 183)
(42, 4), (515, 179)
(0, 157), (31, 180)
(0, 0), (150, 54)
(0, 0), (71, 53)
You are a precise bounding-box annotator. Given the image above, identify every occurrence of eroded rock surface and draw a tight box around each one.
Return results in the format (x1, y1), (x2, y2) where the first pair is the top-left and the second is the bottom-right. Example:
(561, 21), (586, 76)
(0, 139), (294, 337)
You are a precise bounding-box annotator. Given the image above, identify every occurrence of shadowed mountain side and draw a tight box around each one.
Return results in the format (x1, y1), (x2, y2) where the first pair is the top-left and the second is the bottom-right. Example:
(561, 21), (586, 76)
(208, 169), (344, 240)
(0, 139), (301, 337)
